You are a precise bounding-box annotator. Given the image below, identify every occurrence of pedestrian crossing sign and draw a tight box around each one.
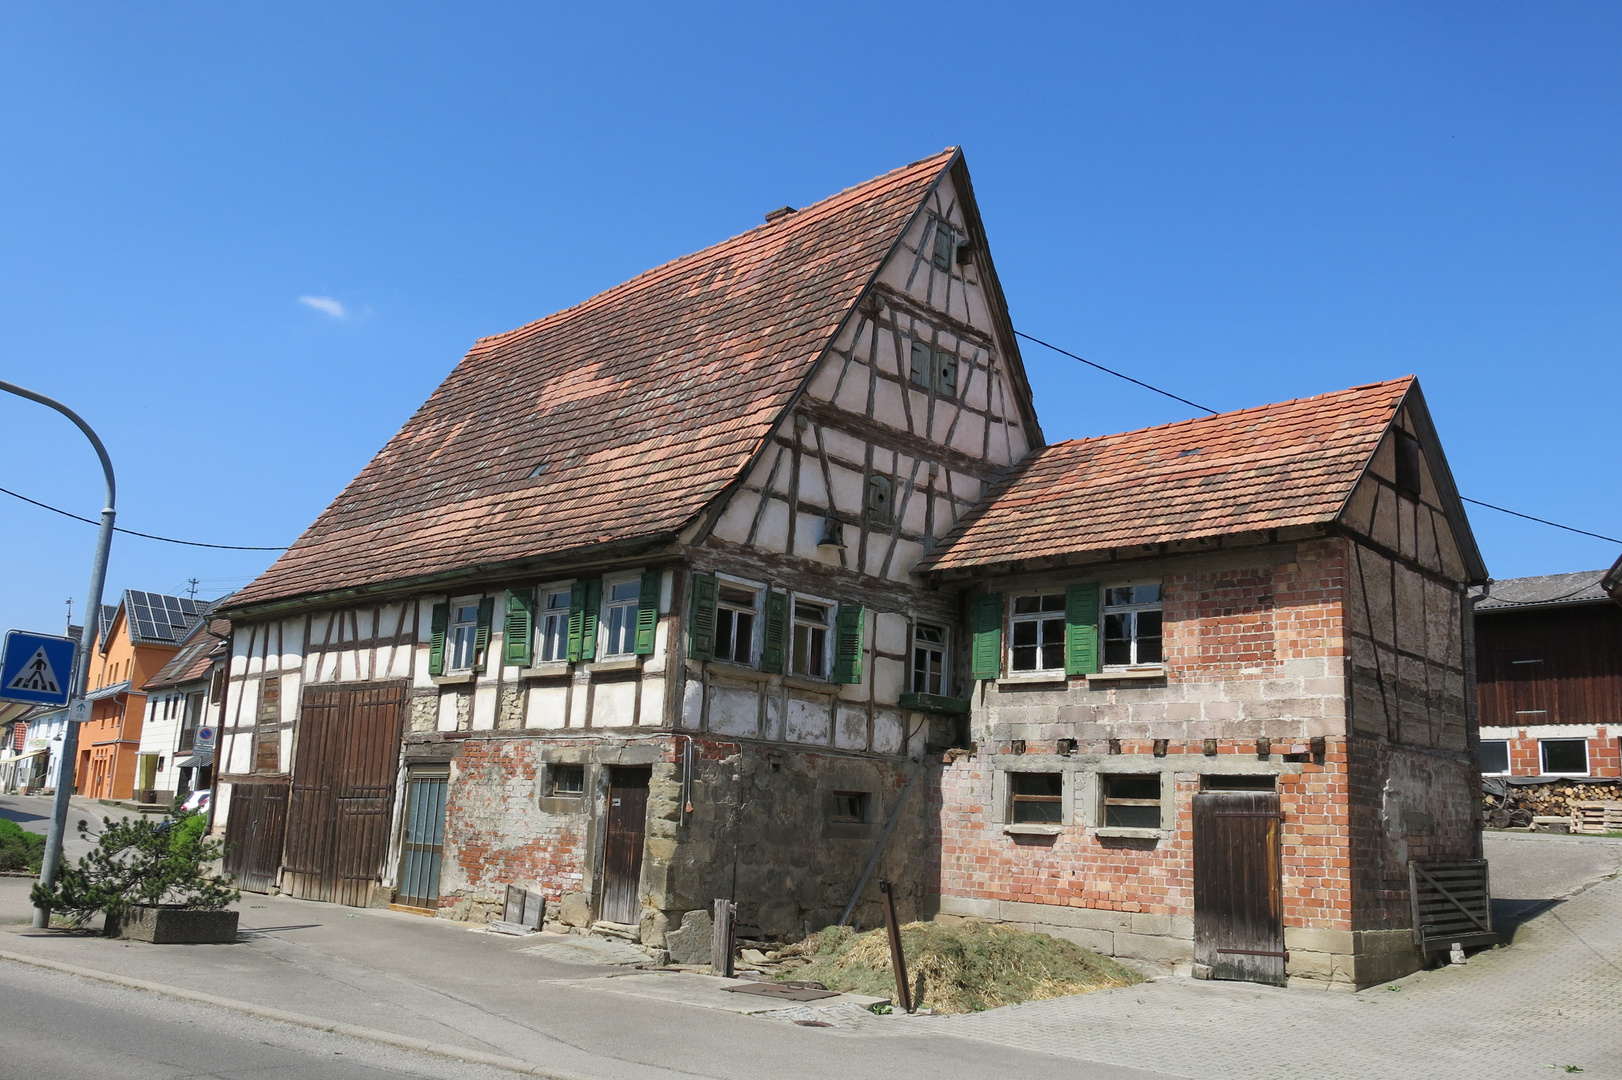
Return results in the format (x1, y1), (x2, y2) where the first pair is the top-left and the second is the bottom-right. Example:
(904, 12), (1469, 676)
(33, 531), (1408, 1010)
(0, 630), (76, 707)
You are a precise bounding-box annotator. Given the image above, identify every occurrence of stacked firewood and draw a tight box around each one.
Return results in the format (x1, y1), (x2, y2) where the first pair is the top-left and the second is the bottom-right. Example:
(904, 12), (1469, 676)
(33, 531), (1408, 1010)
(1483, 781), (1622, 827)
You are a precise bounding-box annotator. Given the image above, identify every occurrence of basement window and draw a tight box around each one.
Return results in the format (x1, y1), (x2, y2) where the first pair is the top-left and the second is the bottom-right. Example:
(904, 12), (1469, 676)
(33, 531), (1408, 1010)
(1540, 738), (1588, 776)
(550, 765), (585, 796)
(1479, 740), (1510, 775)
(1395, 430), (1422, 496)
(1010, 772), (1063, 824)
(831, 791), (870, 823)
(1101, 774), (1162, 829)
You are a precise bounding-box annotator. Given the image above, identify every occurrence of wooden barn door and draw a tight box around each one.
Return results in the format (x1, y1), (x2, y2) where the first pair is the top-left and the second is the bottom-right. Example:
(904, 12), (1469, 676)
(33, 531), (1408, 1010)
(222, 779), (289, 894)
(1194, 790), (1286, 986)
(600, 767), (650, 925)
(281, 682), (407, 906)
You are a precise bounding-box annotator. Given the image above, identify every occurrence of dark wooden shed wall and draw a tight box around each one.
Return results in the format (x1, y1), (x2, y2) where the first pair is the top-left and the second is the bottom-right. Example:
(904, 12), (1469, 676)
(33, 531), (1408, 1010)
(1476, 603), (1622, 727)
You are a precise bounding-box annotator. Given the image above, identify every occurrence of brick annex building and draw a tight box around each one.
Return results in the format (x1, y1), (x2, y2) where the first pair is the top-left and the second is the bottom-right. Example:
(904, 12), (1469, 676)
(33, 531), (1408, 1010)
(216, 149), (1488, 991)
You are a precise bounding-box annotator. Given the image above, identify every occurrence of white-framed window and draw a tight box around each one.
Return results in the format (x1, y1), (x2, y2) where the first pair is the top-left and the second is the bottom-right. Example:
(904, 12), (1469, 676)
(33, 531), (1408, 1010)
(1009, 593), (1066, 673)
(600, 575), (642, 658)
(714, 580), (760, 666)
(1103, 584), (1163, 667)
(1540, 738), (1588, 776)
(912, 622), (948, 694)
(791, 597), (833, 679)
(1100, 774), (1162, 829)
(536, 586), (571, 663)
(1479, 739), (1510, 775)
(448, 598), (482, 671)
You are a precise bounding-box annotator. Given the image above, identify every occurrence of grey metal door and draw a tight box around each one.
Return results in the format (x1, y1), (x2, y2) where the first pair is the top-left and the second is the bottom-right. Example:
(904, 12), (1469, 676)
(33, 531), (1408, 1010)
(396, 766), (449, 910)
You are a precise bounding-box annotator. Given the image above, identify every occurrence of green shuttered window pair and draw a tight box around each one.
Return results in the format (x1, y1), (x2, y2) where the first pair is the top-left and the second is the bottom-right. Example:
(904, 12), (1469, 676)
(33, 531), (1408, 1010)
(688, 571), (863, 684)
(969, 584), (1101, 680)
(428, 597), (494, 677)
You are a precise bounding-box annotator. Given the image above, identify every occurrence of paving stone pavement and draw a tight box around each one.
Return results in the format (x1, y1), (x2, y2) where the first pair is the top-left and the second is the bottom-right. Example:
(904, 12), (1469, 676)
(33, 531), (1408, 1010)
(928, 869), (1622, 1079)
(518, 934), (651, 966)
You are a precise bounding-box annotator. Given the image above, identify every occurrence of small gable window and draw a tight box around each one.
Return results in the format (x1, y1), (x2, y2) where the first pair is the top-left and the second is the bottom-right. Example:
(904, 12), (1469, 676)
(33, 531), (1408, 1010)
(865, 474), (894, 526)
(931, 222), (956, 271)
(1395, 430), (1422, 496)
(908, 338), (959, 399)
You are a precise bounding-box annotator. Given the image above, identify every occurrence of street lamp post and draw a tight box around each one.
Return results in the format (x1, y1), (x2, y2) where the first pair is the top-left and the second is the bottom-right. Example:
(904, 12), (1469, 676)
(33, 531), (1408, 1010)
(0, 379), (116, 928)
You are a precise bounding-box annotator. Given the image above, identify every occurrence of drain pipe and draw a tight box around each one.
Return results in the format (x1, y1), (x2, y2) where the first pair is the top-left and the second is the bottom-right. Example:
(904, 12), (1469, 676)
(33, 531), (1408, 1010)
(838, 755), (923, 928)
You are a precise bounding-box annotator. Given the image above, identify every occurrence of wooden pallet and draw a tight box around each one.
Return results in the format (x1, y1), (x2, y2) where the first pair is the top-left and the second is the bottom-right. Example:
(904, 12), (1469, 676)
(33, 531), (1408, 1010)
(1571, 801), (1622, 834)
(1409, 859), (1495, 952)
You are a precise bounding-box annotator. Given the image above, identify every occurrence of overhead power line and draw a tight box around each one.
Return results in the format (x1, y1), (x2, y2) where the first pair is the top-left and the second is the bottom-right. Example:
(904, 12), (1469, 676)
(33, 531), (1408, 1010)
(0, 484), (288, 551)
(1014, 331), (1620, 549)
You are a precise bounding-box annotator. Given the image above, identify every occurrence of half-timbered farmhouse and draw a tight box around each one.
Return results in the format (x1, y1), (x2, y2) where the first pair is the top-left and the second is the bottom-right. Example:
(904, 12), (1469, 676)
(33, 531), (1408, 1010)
(217, 149), (1489, 990)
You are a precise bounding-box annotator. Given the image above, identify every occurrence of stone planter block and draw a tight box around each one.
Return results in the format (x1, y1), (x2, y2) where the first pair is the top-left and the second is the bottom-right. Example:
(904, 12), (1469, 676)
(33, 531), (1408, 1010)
(110, 906), (240, 944)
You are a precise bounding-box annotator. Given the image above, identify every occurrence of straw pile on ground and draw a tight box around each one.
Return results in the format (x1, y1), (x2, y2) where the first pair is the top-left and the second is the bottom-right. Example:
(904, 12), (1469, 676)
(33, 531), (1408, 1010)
(776, 921), (1142, 1014)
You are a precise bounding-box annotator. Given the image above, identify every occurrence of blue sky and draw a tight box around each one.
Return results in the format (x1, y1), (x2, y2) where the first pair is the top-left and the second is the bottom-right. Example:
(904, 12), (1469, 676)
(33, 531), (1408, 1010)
(1, 2), (1618, 637)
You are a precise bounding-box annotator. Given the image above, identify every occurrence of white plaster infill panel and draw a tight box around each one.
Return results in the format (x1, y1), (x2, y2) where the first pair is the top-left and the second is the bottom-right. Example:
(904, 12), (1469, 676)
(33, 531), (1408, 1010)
(593, 680), (637, 728)
(786, 694), (832, 745)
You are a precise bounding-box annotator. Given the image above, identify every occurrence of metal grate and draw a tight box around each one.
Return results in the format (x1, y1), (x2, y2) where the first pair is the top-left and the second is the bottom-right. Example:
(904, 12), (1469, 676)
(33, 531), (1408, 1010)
(1409, 859), (1495, 952)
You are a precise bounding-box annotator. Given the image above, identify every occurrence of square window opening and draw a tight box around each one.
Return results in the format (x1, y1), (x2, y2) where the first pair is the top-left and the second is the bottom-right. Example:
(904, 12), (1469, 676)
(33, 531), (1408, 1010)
(1479, 740), (1510, 775)
(1010, 771), (1063, 824)
(1103, 584), (1163, 667)
(912, 622), (948, 695)
(550, 764), (585, 796)
(1010, 593), (1066, 673)
(792, 599), (831, 679)
(831, 791), (870, 823)
(1102, 774), (1162, 829)
(1540, 738), (1588, 776)
(601, 577), (642, 658)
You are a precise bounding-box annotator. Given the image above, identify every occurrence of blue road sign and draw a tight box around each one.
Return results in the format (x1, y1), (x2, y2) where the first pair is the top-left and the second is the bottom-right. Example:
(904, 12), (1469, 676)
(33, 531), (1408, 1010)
(0, 630), (77, 707)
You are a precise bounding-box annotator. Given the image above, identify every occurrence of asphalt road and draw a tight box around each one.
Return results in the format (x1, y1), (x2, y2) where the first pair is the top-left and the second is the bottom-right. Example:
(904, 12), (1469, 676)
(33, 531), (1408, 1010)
(0, 960), (544, 1080)
(0, 792), (138, 865)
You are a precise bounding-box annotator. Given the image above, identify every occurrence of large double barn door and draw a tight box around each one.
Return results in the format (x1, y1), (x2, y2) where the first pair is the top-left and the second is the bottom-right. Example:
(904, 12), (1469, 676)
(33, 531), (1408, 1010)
(1193, 790), (1286, 986)
(282, 681), (408, 907)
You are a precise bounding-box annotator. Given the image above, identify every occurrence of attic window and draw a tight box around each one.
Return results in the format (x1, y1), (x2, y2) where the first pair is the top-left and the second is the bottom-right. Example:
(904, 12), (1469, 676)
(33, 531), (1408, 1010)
(865, 474), (894, 526)
(908, 339), (959, 399)
(1395, 430), (1422, 496)
(529, 463), (546, 479)
(930, 223), (956, 271)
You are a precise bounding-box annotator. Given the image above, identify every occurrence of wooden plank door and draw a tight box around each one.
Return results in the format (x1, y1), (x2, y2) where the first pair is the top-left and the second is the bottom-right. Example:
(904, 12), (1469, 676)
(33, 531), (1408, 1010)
(600, 767), (650, 925)
(222, 779), (290, 894)
(1193, 790), (1286, 986)
(281, 682), (407, 906)
(396, 766), (450, 910)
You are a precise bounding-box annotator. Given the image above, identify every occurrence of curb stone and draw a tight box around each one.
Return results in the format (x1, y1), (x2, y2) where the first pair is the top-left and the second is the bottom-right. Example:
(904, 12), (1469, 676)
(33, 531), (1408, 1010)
(0, 948), (598, 1080)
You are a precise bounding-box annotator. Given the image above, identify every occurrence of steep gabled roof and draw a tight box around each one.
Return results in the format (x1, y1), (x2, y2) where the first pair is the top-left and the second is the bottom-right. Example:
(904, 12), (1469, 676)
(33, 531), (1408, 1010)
(142, 613), (230, 690)
(229, 150), (960, 612)
(922, 377), (1459, 574)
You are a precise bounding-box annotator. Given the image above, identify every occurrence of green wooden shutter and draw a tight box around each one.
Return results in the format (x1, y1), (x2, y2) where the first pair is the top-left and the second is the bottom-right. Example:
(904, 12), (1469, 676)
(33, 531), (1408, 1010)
(428, 602), (449, 677)
(634, 570), (661, 656)
(971, 593), (1003, 680)
(909, 340), (932, 387)
(504, 589), (534, 668)
(931, 223), (954, 270)
(833, 604), (865, 684)
(1065, 583), (1100, 676)
(472, 596), (495, 673)
(936, 351), (958, 397)
(687, 573), (718, 661)
(567, 579), (601, 663)
(760, 591), (787, 674)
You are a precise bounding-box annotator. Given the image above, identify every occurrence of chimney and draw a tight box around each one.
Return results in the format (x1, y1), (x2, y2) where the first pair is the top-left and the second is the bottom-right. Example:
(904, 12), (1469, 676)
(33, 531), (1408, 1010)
(764, 205), (797, 224)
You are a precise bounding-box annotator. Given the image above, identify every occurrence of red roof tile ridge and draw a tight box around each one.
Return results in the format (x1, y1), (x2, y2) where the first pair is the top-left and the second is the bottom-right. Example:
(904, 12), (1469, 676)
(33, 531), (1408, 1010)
(1037, 375), (1415, 453)
(469, 149), (959, 354)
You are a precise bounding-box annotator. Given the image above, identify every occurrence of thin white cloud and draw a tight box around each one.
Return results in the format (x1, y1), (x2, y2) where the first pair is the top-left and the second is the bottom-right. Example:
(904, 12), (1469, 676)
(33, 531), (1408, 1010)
(298, 295), (347, 319)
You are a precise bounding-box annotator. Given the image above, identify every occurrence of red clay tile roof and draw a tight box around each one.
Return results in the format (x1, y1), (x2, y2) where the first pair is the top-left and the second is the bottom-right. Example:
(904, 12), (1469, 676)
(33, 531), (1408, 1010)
(230, 151), (959, 610)
(920, 377), (1416, 573)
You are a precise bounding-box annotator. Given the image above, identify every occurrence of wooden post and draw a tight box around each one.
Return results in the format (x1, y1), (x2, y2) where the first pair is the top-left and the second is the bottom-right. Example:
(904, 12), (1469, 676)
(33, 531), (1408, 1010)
(711, 898), (736, 977)
(879, 879), (913, 1013)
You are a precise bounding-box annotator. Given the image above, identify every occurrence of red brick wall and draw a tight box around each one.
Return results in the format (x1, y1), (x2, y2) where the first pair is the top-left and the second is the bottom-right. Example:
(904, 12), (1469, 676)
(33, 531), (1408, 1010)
(929, 740), (1353, 930)
(438, 738), (589, 909)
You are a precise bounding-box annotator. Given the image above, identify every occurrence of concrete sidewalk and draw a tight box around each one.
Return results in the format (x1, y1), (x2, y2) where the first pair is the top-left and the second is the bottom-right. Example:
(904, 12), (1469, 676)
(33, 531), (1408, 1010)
(0, 878), (1156, 1080)
(1, 829), (1616, 1080)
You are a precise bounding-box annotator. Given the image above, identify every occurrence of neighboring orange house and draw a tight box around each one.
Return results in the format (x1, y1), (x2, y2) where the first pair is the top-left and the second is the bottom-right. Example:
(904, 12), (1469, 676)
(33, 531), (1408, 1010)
(78, 591), (209, 800)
